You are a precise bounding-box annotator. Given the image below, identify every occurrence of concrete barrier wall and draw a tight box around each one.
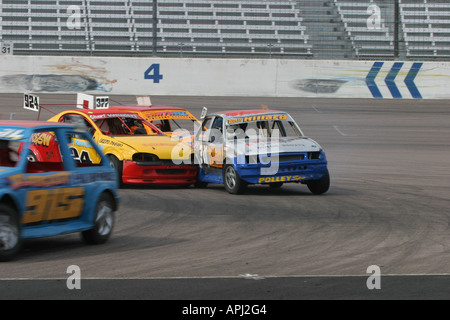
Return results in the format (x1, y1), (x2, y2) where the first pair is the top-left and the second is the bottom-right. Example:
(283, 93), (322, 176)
(0, 55), (449, 99)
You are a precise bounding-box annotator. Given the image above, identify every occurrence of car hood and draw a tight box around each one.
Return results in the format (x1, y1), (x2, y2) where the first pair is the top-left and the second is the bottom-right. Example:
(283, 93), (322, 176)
(113, 135), (192, 160)
(229, 136), (322, 156)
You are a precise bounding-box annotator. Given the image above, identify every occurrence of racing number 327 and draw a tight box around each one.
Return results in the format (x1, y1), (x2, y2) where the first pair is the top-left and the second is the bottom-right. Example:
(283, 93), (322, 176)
(144, 64), (163, 83)
(21, 187), (85, 224)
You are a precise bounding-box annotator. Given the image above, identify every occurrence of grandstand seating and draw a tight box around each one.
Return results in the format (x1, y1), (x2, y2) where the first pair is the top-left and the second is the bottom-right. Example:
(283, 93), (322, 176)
(0, 0), (312, 58)
(399, 0), (450, 58)
(0, 0), (449, 60)
(156, 0), (311, 57)
(1, 0), (88, 53)
(334, 0), (395, 59)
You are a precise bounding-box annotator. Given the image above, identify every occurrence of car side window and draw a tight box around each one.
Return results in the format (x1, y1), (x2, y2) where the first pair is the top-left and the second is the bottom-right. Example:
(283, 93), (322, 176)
(61, 114), (95, 135)
(95, 119), (111, 135)
(0, 140), (20, 167)
(152, 119), (171, 132)
(211, 117), (223, 133)
(209, 117), (224, 143)
(201, 118), (212, 132)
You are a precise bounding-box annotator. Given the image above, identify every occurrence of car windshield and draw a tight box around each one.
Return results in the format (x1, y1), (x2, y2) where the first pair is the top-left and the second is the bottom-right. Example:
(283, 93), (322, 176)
(142, 111), (197, 132)
(226, 117), (303, 140)
(94, 117), (150, 136)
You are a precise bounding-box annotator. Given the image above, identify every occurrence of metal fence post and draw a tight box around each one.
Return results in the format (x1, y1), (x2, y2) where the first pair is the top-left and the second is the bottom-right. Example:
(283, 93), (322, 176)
(153, 0), (158, 56)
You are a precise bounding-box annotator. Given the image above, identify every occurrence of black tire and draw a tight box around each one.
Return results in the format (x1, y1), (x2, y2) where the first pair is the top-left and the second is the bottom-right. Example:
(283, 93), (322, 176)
(307, 170), (330, 195)
(194, 180), (208, 188)
(269, 182), (283, 188)
(0, 204), (22, 262)
(82, 193), (115, 245)
(108, 155), (123, 187)
(223, 164), (247, 194)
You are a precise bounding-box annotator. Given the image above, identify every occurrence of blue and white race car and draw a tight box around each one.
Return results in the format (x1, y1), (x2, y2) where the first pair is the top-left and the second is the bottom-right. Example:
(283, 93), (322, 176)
(194, 109), (330, 194)
(0, 120), (119, 261)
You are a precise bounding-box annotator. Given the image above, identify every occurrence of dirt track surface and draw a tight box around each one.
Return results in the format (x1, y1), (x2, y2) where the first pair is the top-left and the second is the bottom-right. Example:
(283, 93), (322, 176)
(1, 94), (450, 300)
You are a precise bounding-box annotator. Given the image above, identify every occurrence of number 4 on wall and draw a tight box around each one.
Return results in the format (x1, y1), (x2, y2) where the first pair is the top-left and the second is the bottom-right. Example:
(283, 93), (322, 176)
(144, 64), (163, 83)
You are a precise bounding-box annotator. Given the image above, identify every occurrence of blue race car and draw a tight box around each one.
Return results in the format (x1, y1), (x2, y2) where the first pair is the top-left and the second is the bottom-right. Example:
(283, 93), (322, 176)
(0, 120), (119, 261)
(194, 109), (330, 194)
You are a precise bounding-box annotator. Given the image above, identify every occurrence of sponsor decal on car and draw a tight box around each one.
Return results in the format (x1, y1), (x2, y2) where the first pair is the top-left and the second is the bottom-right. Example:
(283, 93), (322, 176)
(8, 172), (71, 190)
(228, 114), (288, 125)
(0, 129), (25, 140)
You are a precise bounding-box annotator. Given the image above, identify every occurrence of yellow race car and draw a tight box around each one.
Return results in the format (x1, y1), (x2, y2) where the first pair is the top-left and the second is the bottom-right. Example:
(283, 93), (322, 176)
(45, 109), (197, 186)
(109, 105), (200, 144)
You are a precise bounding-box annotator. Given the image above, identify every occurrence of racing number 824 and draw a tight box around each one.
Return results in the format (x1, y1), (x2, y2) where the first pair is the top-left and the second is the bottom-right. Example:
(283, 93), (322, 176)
(21, 187), (85, 224)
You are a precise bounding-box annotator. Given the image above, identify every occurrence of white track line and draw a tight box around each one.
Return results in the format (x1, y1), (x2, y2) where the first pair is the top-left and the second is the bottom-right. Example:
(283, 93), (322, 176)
(2, 273), (450, 281)
(311, 105), (322, 113)
(333, 125), (354, 137)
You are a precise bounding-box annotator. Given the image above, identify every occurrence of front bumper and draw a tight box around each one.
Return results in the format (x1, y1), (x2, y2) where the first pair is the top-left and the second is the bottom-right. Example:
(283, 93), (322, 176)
(122, 161), (198, 185)
(236, 160), (328, 184)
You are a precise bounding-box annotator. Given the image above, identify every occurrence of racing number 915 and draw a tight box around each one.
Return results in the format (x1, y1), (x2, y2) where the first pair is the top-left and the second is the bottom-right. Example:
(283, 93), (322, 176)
(21, 187), (85, 224)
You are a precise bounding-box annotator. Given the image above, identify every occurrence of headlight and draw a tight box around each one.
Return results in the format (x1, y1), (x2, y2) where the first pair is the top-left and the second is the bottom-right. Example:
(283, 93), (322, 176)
(308, 151), (321, 160)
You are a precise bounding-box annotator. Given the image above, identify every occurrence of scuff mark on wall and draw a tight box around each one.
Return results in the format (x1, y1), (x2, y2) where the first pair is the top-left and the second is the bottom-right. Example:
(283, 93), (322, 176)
(46, 59), (117, 92)
(0, 74), (99, 92)
(291, 79), (347, 94)
(0, 59), (117, 93)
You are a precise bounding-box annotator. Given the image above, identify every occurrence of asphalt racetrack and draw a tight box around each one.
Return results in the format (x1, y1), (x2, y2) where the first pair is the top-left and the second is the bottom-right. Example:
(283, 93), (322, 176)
(1, 94), (450, 301)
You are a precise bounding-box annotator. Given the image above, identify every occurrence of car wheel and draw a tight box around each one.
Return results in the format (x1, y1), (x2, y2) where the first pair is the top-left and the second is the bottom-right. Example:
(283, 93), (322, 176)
(223, 164), (247, 194)
(0, 204), (22, 262)
(82, 193), (115, 245)
(307, 170), (330, 195)
(108, 155), (123, 186)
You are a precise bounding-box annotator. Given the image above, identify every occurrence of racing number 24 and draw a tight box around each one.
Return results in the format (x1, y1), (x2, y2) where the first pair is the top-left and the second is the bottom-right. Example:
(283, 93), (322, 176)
(21, 187), (85, 224)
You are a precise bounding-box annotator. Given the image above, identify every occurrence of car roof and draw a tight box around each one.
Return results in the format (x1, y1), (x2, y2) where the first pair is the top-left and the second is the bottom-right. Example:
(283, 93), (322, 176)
(71, 109), (139, 116)
(0, 120), (72, 129)
(110, 105), (187, 111)
(211, 110), (284, 117)
(59, 108), (165, 134)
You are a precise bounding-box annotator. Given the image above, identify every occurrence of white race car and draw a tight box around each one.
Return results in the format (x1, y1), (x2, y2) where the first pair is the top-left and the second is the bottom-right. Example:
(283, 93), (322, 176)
(194, 109), (330, 194)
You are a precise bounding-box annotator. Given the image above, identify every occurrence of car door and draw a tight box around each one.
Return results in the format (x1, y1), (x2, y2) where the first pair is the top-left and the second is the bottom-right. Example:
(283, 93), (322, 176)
(208, 116), (225, 168)
(63, 129), (114, 225)
(17, 128), (86, 226)
(196, 116), (224, 169)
